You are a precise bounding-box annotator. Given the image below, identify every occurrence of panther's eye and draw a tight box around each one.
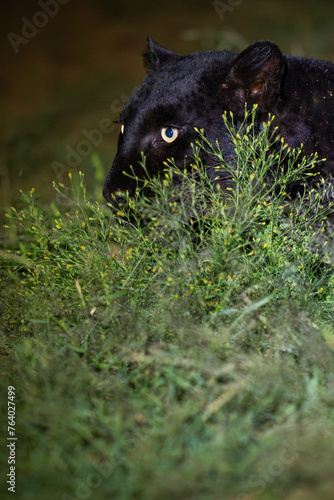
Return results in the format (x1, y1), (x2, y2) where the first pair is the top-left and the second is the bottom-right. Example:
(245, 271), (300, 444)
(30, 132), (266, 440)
(161, 127), (179, 143)
(121, 124), (125, 134)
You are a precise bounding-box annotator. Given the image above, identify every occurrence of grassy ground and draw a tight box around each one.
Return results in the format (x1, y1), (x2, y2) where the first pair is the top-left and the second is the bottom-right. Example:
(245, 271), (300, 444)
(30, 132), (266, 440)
(1, 113), (334, 499)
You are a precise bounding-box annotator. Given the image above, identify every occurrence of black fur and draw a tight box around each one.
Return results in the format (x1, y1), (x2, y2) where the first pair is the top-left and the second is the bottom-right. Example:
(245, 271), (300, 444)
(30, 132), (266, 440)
(103, 38), (334, 205)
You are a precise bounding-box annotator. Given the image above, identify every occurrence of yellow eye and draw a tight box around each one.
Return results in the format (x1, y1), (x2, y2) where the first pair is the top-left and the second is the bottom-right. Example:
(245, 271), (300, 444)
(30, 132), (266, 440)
(121, 124), (125, 134)
(161, 127), (179, 143)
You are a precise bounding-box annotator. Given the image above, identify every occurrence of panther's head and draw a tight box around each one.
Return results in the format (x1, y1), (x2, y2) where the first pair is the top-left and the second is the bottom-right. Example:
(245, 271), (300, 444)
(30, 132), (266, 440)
(103, 37), (285, 206)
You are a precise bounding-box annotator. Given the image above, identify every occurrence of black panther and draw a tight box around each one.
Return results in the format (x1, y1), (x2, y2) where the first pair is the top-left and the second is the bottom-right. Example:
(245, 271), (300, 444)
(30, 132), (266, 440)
(103, 37), (334, 205)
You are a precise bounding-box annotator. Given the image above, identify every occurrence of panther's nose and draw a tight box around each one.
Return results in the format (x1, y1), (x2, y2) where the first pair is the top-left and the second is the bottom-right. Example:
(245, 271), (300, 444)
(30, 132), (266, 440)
(102, 183), (114, 204)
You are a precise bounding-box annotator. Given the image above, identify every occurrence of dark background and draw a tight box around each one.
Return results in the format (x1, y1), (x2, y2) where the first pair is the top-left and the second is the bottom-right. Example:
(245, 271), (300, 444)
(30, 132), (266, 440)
(1, 0), (334, 217)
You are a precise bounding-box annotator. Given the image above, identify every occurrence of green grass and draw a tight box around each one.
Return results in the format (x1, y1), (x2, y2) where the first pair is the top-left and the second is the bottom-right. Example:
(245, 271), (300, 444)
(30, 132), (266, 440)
(1, 110), (334, 500)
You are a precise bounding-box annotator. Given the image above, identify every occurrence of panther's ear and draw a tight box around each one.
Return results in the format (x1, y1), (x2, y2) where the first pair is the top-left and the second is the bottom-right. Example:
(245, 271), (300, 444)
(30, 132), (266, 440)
(143, 36), (180, 72)
(224, 40), (285, 111)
